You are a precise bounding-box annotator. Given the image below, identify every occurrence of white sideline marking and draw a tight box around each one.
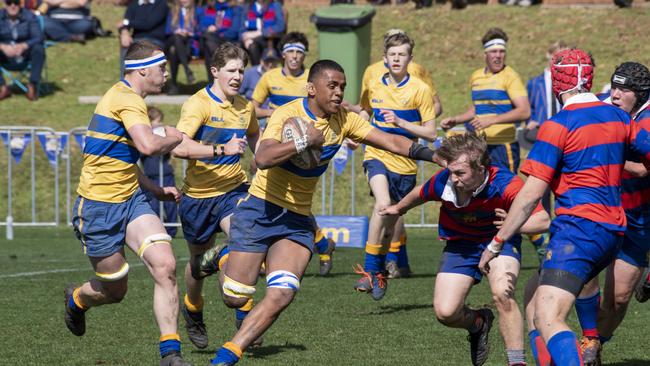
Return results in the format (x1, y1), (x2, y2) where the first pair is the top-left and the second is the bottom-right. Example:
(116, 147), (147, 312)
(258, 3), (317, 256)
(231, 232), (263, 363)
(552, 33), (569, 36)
(0, 257), (189, 279)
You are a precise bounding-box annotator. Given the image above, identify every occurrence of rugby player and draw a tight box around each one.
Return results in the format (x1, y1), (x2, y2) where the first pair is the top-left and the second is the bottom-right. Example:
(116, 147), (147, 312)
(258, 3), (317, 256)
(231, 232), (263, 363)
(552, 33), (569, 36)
(479, 48), (650, 366)
(208, 59), (440, 365)
(355, 31), (436, 300)
(380, 132), (549, 366)
(65, 40), (191, 366)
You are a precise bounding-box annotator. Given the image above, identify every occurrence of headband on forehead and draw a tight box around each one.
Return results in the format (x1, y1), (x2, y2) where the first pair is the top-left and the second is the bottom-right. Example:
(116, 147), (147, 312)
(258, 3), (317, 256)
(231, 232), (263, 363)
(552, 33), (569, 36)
(282, 43), (306, 54)
(124, 53), (167, 71)
(484, 38), (506, 52)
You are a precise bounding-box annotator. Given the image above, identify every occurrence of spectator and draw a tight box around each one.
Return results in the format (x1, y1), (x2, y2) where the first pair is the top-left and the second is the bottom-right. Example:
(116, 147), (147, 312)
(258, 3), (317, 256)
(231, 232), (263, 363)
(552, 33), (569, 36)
(140, 106), (178, 237)
(117, 0), (168, 77)
(40, 0), (92, 43)
(239, 0), (285, 65)
(0, 0), (45, 101)
(165, 0), (197, 95)
(197, 0), (241, 83)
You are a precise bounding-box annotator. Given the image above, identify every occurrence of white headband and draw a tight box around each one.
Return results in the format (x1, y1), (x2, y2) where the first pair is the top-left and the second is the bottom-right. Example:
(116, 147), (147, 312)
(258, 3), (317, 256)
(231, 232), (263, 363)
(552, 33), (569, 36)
(124, 53), (167, 70)
(483, 38), (506, 52)
(282, 42), (306, 54)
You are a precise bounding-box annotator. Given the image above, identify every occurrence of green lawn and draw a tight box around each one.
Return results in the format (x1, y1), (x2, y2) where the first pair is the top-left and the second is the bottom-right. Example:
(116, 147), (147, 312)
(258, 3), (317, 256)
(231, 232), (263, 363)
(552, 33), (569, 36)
(1, 227), (649, 365)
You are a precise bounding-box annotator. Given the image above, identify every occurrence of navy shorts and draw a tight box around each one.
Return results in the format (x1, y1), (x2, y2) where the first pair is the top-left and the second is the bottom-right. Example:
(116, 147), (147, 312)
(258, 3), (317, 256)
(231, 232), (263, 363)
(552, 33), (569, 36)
(179, 184), (249, 244)
(618, 225), (650, 268)
(438, 237), (522, 283)
(228, 195), (317, 253)
(363, 159), (416, 202)
(72, 190), (156, 257)
(488, 142), (520, 173)
(540, 215), (622, 296)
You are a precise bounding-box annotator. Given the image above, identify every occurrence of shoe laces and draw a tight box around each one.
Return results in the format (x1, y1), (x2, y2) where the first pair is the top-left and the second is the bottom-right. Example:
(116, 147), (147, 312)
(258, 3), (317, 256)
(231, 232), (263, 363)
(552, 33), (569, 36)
(353, 264), (373, 287)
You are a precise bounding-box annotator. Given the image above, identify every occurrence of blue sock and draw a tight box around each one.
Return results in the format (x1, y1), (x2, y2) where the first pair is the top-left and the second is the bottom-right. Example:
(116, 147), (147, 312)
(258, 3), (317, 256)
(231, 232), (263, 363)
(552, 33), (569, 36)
(386, 251), (398, 263)
(547, 331), (581, 366)
(68, 292), (87, 313)
(159, 338), (181, 358)
(575, 291), (600, 338)
(211, 343), (241, 365)
(364, 253), (385, 272)
(235, 308), (248, 322)
(396, 244), (409, 268)
(314, 235), (329, 254)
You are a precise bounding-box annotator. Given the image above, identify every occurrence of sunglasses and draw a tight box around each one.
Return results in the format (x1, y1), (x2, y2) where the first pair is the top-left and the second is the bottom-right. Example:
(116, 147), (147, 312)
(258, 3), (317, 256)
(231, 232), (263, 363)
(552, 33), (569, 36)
(5, 0), (21, 5)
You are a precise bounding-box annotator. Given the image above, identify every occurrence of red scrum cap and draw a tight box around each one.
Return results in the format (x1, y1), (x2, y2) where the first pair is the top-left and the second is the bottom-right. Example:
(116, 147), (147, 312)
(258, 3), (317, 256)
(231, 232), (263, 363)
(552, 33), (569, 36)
(550, 48), (594, 99)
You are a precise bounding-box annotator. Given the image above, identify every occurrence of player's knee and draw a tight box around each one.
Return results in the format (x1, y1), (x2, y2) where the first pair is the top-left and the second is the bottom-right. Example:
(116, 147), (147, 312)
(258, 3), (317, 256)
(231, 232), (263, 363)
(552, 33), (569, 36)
(106, 283), (128, 303)
(492, 286), (516, 312)
(613, 288), (634, 310)
(434, 303), (461, 325)
(222, 274), (256, 309)
(265, 270), (300, 309)
(150, 255), (177, 283)
(98, 277), (128, 304)
(373, 200), (391, 214)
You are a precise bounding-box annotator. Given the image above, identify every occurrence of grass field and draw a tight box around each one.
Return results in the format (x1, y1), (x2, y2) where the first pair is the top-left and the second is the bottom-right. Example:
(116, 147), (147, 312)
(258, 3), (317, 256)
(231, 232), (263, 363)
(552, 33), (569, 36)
(1, 227), (649, 365)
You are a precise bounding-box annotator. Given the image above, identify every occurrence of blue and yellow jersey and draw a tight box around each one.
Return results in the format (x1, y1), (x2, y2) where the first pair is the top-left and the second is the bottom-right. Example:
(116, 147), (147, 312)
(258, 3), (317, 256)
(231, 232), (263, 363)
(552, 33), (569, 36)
(249, 98), (374, 215)
(177, 86), (258, 199)
(360, 60), (438, 105)
(360, 73), (435, 175)
(468, 65), (527, 145)
(77, 81), (149, 203)
(251, 67), (309, 109)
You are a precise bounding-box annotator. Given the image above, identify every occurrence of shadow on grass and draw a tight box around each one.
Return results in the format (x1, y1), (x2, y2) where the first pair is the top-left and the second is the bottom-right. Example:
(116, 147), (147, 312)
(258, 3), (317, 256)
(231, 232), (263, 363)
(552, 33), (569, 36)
(310, 272), (437, 279)
(367, 303), (431, 315)
(607, 360), (650, 366)
(247, 342), (307, 359)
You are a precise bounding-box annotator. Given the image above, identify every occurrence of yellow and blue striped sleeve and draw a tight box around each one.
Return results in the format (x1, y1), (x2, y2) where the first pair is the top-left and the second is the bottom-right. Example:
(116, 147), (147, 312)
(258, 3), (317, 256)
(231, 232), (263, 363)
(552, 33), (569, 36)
(411, 62), (437, 96)
(177, 94), (208, 138)
(505, 69), (527, 99)
(252, 72), (271, 105)
(344, 111), (374, 143)
(417, 87), (436, 122)
(246, 104), (260, 136)
(117, 99), (149, 130)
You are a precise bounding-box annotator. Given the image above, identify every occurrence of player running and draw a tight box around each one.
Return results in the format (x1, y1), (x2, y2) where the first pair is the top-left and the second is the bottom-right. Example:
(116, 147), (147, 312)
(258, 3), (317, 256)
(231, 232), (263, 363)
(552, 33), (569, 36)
(170, 42), (259, 350)
(479, 48), (650, 366)
(208, 59), (441, 365)
(65, 40), (191, 366)
(354, 31), (437, 300)
(380, 132), (549, 366)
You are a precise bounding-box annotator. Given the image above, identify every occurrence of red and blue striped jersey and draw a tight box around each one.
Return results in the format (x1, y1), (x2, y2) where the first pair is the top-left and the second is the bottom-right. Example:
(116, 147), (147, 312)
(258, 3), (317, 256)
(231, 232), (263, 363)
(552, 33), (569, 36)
(419, 166), (542, 243)
(622, 103), (650, 229)
(521, 93), (634, 232)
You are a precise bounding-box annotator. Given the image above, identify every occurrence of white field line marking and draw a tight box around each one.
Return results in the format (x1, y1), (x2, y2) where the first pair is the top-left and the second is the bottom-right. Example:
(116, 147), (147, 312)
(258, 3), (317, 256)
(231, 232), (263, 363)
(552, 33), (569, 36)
(0, 257), (189, 278)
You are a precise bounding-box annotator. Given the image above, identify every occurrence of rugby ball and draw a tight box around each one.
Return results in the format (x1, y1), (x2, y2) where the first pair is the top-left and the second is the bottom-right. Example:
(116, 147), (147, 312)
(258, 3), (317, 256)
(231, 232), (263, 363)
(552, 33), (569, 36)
(281, 117), (321, 170)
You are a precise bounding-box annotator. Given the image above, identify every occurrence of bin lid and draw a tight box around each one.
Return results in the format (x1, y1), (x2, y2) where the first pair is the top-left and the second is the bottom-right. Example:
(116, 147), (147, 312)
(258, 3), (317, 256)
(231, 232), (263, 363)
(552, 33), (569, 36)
(310, 4), (376, 29)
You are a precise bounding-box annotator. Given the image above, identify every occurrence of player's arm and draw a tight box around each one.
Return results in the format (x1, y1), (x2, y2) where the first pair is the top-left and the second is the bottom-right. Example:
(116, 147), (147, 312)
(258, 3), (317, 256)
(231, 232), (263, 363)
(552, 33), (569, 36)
(137, 168), (181, 203)
(246, 111), (261, 154)
(470, 95), (531, 130)
(440, 106), (476, 130)
(494, 207), (549, 234)
(254, 123), (325, 170)
(362, 128), (443, 166)
(378, 183), (426, 216)
(251, 75), (273, 118)
(384, 113), (437, 141)
(478, 176), (548, 274)
(253, 100), (274, 118)
(433, 95), (443, 118)
(624, 161), (648, 178)
(128, 124), (183, 156)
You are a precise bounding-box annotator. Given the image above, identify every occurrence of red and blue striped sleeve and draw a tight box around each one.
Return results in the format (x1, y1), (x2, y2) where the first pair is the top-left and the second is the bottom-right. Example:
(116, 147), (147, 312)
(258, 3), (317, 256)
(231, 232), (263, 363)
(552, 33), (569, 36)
(419, 170), (446, 202)
(502, 174), (544, 214)
(520, 120), (568, 183)
(630, 110), (650, 167)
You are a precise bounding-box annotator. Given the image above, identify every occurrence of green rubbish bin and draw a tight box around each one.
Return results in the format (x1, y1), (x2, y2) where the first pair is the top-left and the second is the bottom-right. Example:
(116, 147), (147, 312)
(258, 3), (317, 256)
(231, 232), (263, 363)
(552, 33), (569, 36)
(310, 4), (375, 105)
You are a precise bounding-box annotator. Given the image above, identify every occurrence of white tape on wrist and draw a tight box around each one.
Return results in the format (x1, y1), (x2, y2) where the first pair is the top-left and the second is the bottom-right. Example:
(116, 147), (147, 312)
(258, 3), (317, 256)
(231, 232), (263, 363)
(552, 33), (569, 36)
(294, 135), (308, 154)
(487, 242), (501, 255)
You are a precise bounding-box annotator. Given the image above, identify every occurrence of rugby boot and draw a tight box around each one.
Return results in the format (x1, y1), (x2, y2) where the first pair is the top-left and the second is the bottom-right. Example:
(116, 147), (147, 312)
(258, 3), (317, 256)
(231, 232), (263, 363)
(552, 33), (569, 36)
(181, 302), (208, 349)
(467, 308), (495, 366)
(235, 318), (264, 347)
(64, 285), (85, 336)
(190, 244), (227, 280)
(319, 238), (336, 276)
(634, 267), (650, 303)
(580, 337), (602, 366)
(385, 260), (399, 279)
(353, 264), (388, 300)
(160, 351), (192, 366)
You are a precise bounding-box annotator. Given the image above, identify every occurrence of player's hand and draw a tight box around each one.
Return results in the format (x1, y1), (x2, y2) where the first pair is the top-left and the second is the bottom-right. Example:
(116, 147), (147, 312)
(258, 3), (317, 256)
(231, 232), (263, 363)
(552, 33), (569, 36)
(469, 116), (494, 131)
(344, 138), (360, 150)
(224, 134), (247, 155)
(305, 123), (324, 148)
(432, 152), (446, 167)
(493, 208), (507, 229)
(478, 247), (498, 275)
(120, 31), (132, 48)
(439, 117), (457, 130)
(379, 109), (406, 127)
(378, 204), (401, 216)
(526, 121), (540, 130)
(158, 186), (181, 203)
